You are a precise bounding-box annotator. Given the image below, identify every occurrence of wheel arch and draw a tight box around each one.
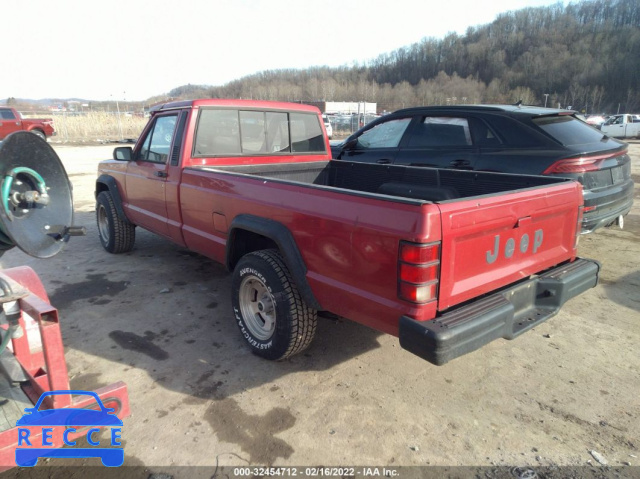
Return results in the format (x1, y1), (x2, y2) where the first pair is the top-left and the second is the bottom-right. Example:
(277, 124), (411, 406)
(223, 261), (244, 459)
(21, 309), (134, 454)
(95, 175), (133, 224)
(226, 215), (323, 311)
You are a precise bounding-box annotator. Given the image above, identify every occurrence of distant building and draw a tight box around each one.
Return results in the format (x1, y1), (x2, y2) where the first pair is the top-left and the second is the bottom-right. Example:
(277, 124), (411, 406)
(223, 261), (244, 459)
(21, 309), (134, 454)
(305, 101), (377, 115)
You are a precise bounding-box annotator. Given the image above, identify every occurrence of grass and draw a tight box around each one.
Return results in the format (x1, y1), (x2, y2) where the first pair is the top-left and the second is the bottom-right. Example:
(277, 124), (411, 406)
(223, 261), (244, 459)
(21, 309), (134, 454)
(26, 112), (148, 143)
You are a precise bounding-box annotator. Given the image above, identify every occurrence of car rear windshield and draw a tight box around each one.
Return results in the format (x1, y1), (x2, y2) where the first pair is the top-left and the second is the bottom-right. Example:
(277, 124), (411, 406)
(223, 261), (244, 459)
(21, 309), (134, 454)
(533, 115), (606, 146)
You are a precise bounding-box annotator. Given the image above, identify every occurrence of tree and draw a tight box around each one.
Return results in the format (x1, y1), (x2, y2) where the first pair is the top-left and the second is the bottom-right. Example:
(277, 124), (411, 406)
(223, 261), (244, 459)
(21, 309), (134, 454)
(166, 0), (638, 113)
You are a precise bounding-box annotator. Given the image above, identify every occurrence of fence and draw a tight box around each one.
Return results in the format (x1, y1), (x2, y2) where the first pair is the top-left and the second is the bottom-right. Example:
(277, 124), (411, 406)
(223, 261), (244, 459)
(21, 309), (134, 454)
(327, 113), (380, 139)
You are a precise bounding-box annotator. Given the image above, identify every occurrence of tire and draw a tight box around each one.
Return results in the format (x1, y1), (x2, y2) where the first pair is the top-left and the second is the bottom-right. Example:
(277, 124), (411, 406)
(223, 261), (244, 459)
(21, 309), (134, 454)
(96, 191), (135, 253)
(232, 249), (317, 360)
(31, 129), (46, 141)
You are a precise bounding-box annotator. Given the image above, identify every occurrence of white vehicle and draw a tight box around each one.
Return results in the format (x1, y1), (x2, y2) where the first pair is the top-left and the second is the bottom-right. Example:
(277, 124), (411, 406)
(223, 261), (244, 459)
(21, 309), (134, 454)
(322, 114), (333, 139)
(600, 114), (640, 139)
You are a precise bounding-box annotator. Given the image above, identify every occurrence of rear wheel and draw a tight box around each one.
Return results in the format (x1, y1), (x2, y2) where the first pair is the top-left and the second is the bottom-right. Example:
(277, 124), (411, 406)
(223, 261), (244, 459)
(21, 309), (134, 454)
(96, 191), (135, 253)
(232, 249), (317, 360)
(31, 129), (46, 141)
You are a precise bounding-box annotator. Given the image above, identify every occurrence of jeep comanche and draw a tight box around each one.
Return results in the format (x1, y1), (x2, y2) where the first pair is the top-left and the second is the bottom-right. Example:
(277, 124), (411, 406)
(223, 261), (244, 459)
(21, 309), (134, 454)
(95, 99), (600, 365)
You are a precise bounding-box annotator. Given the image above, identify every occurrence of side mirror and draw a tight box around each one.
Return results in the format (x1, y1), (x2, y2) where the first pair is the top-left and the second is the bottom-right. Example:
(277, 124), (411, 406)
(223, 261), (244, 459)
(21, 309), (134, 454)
(113, 146), (133, 161)
(341, 138), (358, 151)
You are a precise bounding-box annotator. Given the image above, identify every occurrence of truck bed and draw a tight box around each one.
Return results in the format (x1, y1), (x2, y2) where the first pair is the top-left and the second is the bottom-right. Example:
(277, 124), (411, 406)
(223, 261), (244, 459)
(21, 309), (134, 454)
(194, 160), (572, 203)
(182, 159), (582, 326)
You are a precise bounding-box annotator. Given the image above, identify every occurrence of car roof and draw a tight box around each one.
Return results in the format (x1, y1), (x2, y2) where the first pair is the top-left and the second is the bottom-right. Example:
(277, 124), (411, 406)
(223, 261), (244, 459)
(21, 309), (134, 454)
(393, 104), (575, 117)
(151, 99), (321, 113)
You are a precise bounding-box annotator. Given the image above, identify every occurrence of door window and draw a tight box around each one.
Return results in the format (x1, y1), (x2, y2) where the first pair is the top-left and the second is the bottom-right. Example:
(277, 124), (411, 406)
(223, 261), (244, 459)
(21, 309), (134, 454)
(139, 114), (178, 163)
(406, 117), (472, 147)
(355, 118), (411, 149)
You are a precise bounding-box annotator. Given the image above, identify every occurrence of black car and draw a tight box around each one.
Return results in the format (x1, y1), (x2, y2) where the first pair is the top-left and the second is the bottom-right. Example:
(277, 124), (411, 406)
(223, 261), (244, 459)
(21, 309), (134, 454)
(331, 105), (634, 233)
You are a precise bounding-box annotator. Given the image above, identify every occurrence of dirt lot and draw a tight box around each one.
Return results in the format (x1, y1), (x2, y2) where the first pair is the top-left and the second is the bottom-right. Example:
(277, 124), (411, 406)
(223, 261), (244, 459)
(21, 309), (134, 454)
(0, 142), (639, 478)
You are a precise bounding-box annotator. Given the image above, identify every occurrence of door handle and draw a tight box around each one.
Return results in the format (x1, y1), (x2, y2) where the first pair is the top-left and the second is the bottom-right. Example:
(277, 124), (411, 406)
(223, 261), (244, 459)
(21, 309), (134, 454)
(450, 159), (472, 169)
(154, 171), (168, 178)
(376, 159), (391, 164)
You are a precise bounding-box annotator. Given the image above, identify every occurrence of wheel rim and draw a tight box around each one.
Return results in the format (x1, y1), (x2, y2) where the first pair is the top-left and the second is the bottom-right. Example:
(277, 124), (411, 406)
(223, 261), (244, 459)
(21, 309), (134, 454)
(97, 204), (110, 242)
(239, 275), (276, 341)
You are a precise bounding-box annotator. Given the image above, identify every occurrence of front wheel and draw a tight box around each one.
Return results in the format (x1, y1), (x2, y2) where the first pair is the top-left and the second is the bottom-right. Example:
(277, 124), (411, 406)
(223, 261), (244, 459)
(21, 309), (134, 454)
(232, 250), (317, 360)
(96, 191), (136, 253)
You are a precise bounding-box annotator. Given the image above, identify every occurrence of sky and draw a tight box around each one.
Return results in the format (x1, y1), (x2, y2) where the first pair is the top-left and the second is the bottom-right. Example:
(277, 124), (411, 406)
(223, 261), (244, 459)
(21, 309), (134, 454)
(4, 0), (563, 101)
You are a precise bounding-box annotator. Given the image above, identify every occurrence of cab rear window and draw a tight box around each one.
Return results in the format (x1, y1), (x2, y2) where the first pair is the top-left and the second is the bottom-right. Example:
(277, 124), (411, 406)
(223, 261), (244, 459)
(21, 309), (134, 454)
(533, 115), (606, 146)
(194, 109), (325, 157)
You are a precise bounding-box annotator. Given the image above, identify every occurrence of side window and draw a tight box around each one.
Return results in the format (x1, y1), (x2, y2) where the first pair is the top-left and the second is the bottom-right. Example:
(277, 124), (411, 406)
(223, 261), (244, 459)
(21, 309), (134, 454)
(406, 117), (472, 147)
(356, 118), (411, 149)
(468, 117), (501, 146)
(240, 111), (266, 154)
(290, 113), (326, 153)
(0, 109), (17, 120)
(194, 109), (241, 156)
(484, 116), (540, 147)
(266, 112), (290, 152)
(139, 114), (178, 163)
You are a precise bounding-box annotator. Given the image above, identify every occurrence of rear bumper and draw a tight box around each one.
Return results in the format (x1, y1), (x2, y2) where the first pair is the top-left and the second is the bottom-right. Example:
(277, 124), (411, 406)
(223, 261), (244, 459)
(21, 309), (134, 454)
(399, 258), (600, 365)
(582, 178), (634, 233)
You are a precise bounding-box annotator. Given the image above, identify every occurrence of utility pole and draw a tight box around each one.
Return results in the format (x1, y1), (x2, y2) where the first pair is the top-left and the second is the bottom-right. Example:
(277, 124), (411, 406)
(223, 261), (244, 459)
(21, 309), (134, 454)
(112, 93), (123, 141)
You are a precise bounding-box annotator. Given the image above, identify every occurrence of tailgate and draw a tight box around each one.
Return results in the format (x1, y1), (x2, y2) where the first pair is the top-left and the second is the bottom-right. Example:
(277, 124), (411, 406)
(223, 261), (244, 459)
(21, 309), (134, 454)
(436, 182), (581, 311)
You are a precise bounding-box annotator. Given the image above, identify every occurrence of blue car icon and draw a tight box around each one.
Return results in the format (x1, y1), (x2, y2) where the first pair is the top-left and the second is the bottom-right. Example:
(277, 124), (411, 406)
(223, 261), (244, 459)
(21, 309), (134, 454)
(15, 390), (123, 467)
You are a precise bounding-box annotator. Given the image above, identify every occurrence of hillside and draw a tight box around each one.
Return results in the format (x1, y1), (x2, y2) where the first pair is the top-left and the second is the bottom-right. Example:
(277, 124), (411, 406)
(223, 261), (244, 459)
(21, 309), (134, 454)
(166, 0), (640, 113)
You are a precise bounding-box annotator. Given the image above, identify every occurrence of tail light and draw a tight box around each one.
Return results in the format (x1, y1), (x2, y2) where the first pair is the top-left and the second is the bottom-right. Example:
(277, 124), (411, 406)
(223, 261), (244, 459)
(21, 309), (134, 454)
(543, 151), (623, 174)
(574, 206), (584, 248)
(398, 241), (440, 304)
(543, 157), (605, 174)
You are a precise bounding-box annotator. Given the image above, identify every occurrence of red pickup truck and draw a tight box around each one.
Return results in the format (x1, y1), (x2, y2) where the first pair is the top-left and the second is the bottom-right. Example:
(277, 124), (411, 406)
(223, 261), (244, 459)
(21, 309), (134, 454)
(0, 107), (56, 141)
(95, 99), (600, 365)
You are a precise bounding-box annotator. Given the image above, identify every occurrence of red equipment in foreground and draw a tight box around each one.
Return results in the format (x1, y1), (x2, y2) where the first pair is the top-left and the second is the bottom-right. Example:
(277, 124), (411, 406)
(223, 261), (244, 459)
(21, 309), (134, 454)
(0, 133), (130, 470)
(0, 267), (130, 471)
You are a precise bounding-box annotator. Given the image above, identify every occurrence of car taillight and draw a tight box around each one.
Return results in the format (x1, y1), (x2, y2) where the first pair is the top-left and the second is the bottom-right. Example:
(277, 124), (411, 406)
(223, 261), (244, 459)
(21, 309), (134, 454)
(543, 157), (605, 174)
(398, 241), (440, 304)
(542, 151), (623, 174)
